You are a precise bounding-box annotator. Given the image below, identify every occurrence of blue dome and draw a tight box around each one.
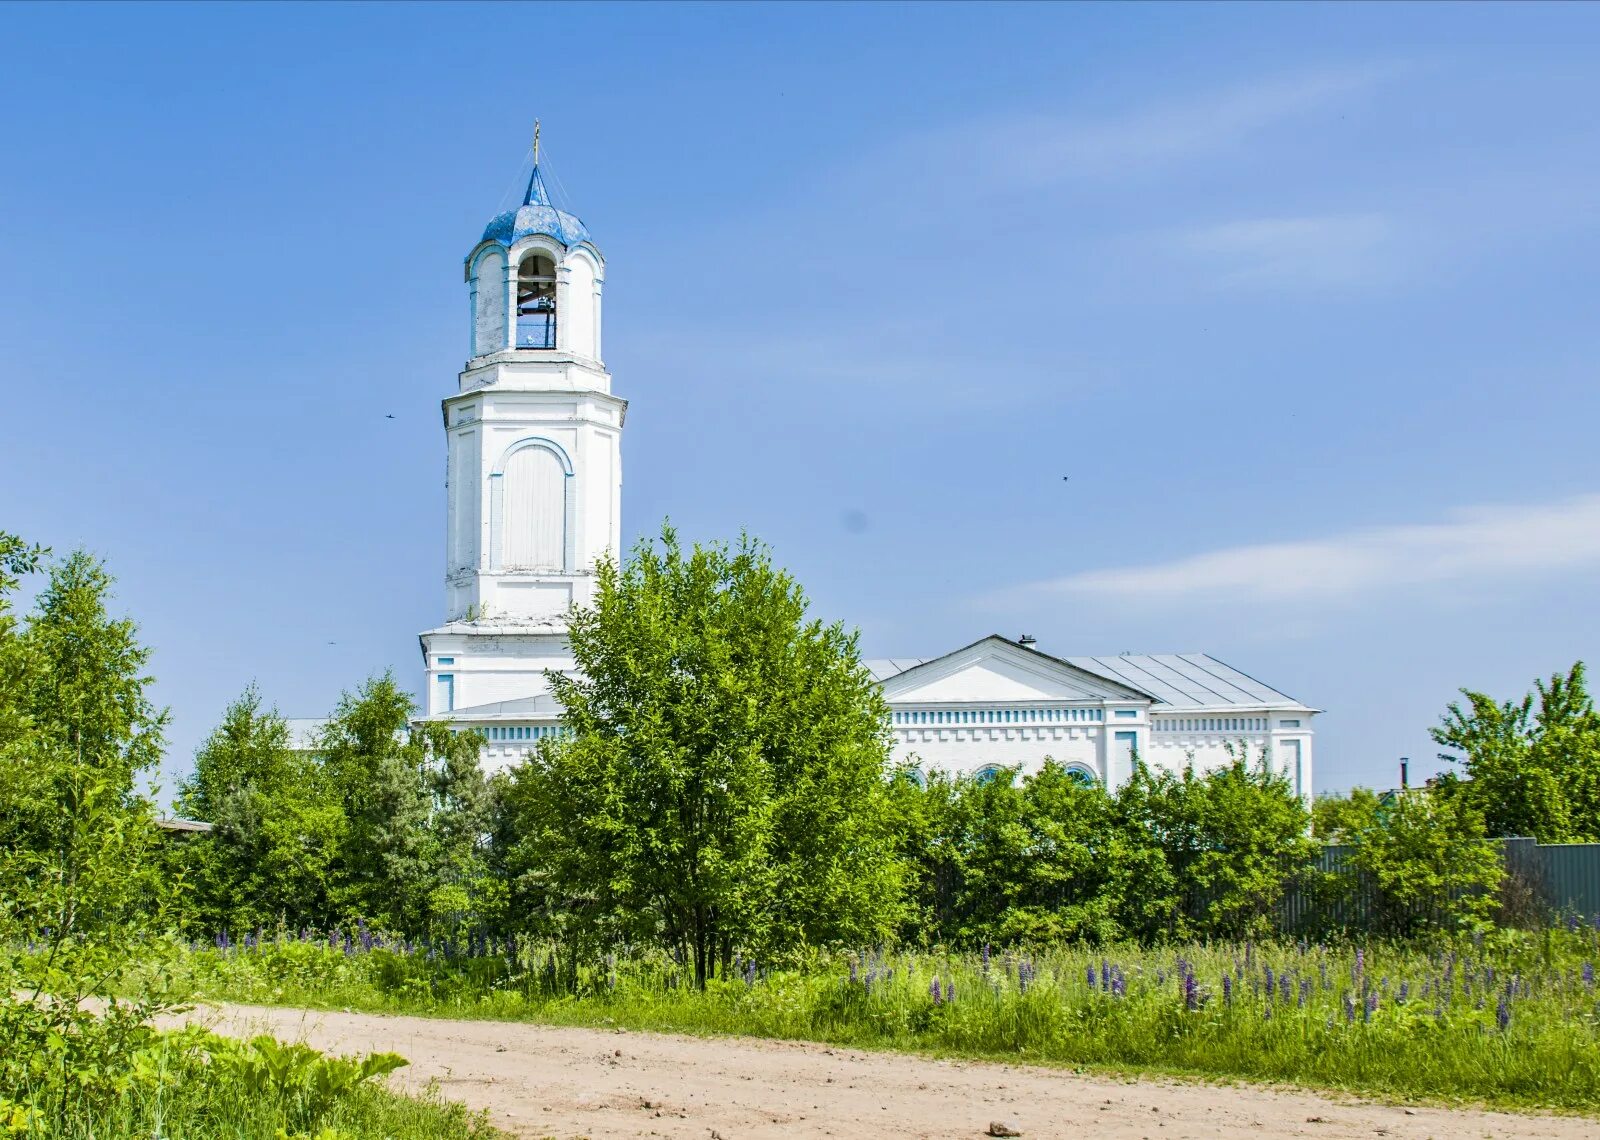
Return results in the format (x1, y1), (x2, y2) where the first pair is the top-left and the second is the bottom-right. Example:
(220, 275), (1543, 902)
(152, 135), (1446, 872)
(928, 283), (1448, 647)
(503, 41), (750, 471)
(480, 166), (593, 250)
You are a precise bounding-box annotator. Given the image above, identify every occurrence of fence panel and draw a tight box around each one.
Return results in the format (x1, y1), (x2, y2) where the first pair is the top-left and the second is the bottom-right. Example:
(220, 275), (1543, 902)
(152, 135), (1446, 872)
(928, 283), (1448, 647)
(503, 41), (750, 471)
(1282, 837), (1600, 933)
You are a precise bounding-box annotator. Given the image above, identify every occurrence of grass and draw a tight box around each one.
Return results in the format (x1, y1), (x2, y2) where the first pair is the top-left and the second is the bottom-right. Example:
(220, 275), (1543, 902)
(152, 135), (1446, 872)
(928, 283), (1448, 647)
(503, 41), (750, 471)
(163, 924), (1600, 1114)
(1, 1027), (504, 1140)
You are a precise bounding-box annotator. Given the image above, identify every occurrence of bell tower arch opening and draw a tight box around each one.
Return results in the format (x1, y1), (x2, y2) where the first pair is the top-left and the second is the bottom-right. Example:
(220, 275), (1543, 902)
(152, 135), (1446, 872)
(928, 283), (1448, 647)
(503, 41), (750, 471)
(516, 252), (557, 349)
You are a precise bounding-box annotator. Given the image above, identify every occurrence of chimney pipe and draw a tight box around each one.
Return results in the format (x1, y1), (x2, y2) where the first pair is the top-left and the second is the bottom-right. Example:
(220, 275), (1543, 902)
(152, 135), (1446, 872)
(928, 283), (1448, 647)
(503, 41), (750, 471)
(1400, 758), (1409, 789)
(1019, 634), (1037, 648)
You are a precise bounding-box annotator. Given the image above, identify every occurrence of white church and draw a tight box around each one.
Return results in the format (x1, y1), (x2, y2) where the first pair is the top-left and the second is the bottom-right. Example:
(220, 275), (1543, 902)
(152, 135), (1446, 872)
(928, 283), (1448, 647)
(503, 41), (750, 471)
(407, 147), (1318, 796)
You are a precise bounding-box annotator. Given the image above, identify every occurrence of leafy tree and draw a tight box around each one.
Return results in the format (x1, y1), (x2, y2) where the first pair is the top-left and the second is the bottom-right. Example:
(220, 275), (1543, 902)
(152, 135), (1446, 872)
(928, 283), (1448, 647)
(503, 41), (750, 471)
(896, 762), (1156, 945)
(1432, 664), (1600, 841)
(506, 526), (902, 986)
(1116, 750), (1315, 940)
(0, 539), (181, 1117)
(175, 687), (342, 933)
(1346, 787), (1503, 935)
(318, 674), (489, 934)
(1310, 786), (1385, 842)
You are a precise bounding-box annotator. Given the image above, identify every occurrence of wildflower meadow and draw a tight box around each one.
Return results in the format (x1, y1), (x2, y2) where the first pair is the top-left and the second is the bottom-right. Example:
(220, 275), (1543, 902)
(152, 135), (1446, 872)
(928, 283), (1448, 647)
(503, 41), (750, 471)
(173, 921), (1600, 1110)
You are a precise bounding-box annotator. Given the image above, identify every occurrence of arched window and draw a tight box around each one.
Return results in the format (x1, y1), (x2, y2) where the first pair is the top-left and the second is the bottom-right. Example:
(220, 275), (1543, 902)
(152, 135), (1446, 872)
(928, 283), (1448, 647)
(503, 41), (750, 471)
(974, 764), (1004, 785)
(1064, 764), (1099, 788)
(516, 253), (557, 348)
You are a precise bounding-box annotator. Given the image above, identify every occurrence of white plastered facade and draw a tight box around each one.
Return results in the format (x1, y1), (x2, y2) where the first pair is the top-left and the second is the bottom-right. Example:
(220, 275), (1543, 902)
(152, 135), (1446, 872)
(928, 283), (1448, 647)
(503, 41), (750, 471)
(406, 166), (1319, 788)
(418, 226), (621, 726)
(870, 636), (1316, 801)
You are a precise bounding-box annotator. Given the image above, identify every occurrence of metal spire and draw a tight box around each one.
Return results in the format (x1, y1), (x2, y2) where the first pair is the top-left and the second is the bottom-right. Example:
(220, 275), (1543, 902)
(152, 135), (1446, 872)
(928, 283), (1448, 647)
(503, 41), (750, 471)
(523, 119), (551, 207)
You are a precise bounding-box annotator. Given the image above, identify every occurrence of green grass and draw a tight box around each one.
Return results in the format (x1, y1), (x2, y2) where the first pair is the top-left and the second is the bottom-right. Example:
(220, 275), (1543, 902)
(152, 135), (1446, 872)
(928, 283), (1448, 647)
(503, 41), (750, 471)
(166, 927), (1600, 1114)
(0, 1022), (506, 1140)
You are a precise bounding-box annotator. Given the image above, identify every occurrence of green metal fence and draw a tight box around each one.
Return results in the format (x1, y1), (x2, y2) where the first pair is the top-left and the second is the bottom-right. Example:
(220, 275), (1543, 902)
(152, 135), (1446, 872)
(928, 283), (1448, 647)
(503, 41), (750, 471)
(1278, 837), (1600, 933)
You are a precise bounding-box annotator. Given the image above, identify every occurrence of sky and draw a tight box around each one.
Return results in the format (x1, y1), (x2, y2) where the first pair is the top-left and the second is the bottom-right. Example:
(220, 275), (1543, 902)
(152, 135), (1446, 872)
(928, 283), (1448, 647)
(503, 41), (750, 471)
(3, 2), (1599, 798)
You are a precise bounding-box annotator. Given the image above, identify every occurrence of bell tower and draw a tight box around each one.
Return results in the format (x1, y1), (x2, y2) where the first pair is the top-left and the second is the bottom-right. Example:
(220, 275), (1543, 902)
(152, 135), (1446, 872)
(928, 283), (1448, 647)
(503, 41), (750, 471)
(419, 131), (624, 719)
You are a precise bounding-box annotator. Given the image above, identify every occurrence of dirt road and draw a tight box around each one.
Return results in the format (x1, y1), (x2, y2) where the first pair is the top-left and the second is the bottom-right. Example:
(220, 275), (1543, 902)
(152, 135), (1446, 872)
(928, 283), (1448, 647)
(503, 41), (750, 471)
(182, 1003), (1592, 1140)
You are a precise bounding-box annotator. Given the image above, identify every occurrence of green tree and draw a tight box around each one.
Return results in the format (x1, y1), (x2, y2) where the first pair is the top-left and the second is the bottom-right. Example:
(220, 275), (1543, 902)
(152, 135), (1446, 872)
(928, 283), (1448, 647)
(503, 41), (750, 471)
(1116, 750), (1314, 940)
(506, 526), (902, 986)
(1432, 664), (1600, 840)
(175, 686), (342, 933)
(1310, 786), (1385, 841)
(318, 674), (489, 934)
(0, 540), (181, 1117)
(1346, 787), (1504, 935)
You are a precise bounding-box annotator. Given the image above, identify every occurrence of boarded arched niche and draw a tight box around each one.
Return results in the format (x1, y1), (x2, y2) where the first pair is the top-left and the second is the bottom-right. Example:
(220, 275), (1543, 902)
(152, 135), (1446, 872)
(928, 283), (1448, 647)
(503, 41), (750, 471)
(500, 442), (568, 571)
(472, 247), (507, 356)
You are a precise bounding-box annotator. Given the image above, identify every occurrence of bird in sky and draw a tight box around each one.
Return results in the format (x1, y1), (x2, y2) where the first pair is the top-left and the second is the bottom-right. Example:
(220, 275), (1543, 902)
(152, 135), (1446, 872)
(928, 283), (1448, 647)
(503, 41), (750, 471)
(385, 414), (396, 420)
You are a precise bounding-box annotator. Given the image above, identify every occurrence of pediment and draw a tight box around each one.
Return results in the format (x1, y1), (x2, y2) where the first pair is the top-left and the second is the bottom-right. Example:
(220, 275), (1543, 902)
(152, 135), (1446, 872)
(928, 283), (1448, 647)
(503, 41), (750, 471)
(880, 635), (1153, 705)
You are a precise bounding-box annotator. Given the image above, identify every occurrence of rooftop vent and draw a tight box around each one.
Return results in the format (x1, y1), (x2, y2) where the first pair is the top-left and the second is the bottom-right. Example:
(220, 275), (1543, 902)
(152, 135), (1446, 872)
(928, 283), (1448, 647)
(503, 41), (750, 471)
(1019, 634), (1038, 648)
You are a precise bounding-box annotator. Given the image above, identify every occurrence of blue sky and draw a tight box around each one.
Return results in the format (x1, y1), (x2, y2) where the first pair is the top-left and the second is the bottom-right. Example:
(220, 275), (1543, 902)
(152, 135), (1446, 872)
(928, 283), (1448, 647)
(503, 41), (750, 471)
(4, 3), (1599, 797)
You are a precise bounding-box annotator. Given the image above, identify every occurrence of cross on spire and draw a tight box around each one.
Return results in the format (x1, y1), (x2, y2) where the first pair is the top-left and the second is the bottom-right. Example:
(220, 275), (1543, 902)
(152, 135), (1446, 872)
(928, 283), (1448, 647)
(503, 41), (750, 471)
(532, 119), (541, 165)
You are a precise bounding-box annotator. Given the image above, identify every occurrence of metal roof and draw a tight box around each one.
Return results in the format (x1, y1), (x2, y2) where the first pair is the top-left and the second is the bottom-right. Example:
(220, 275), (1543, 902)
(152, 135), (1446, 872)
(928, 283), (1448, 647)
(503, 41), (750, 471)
(284, 717), (326, 751)
(480, 165), (593, 250)
(1066, 654), (1305, 710)
(440, 692), (565, 721)
(864, 658), (928, 682)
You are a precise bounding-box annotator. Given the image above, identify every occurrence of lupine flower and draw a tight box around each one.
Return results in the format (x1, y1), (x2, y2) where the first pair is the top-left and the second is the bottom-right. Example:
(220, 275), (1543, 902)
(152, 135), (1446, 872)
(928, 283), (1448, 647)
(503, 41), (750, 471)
(1398, 981), (1410, 1004)
(1353, 948), (1365, 989)
(1264, 966), (1276, 996)
(1298, 979), (1311, 1007)
(1222, 975), (1233, 1005)
(1364, 991), (1379, 1021)
(1086, 964), (1097, 988)
(982, 943), (991, 972)
(1342, 991), (1356, 1022)
(1583, 961), (1594, 987)
(1496, 996), (1511, 1032)
(1279, 973), (1291, 1003)
(947, 980), (956, 1002)
(930, 978), (942, 1005)
(1184, 973), (1199, 1012)
(1111, 969), (1126, 998)
(1100, 959), (1110, 992)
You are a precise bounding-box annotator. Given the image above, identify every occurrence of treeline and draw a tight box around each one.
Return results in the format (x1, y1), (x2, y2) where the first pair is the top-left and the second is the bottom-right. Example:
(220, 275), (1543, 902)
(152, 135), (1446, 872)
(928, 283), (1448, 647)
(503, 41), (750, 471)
(4, 526), (1590, 992)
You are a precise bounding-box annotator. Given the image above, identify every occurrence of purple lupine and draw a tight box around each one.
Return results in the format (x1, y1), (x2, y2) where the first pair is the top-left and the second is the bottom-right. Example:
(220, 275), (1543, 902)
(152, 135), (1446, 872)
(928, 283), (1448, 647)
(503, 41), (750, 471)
(1184, 972), (1199, 1012)
(1342, 991), (1356, 1023)
(1100, 959), (1110, 992)
(849, 958), (859, 984)
(1086, 963), (1097, 988)
(947, 980), (956, 1002)
(982, 943), (991, 972)
(1496, 996), (1511, 1032)
(1364, 990), (1379, 1021)
(1279, 973), (1291, 1003)
(930, 977), (942, 1005)
(1398, 981), (1410, 1004)
(744, 959), (756, 987)
(1352, 948), (1365, 990)
(1298, 978), (1311, 1007)
(1583, 961), (1595, 987)
(1222, 974), (1233, 1005)
(1264, 966), (1276, 997)
(1111, 969), (1126, 998)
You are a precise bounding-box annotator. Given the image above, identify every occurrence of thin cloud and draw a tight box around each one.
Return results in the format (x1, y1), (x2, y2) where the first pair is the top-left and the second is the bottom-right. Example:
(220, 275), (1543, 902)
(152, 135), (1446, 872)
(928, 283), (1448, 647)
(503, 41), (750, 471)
(863, 63), (1406, 200)
(993, 494), (1600, 606)
(1176, 214), (1393, 288)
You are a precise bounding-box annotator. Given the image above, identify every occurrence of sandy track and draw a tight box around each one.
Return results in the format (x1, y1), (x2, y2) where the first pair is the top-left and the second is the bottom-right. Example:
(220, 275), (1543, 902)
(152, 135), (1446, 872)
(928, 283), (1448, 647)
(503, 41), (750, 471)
(178, 1003), (1592, 1140)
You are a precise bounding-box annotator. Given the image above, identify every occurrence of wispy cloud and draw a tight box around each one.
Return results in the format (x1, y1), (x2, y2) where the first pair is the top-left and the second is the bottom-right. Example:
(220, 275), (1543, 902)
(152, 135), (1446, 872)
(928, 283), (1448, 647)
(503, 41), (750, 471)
(1175, 213), (1394, 288)
(991, 494), (1600, 607)
(867, 63), (1405, 199)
